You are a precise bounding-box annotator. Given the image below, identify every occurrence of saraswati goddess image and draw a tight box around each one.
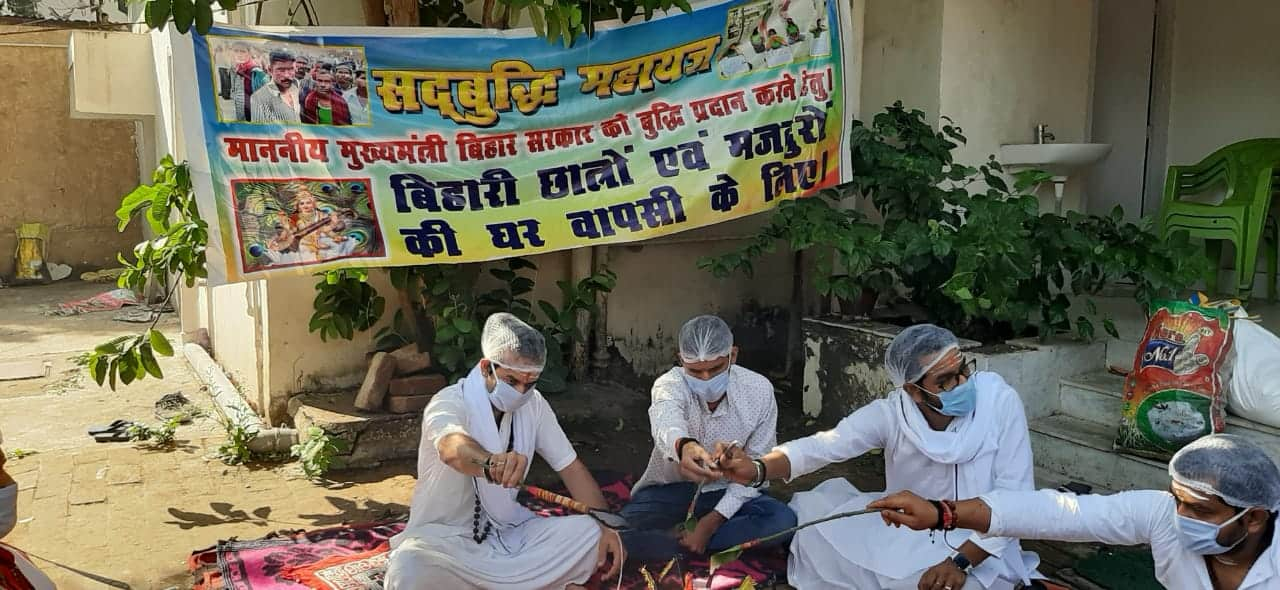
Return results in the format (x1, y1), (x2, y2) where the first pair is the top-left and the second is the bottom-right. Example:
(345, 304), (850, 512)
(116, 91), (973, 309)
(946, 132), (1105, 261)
(235, 179), (385, 272)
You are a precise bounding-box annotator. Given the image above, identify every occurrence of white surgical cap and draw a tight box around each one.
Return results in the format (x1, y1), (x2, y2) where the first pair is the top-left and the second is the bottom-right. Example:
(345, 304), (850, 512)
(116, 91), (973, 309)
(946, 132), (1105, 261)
(679, 315), (733, 363)
(481, 312), (546, 373)
(1169, 434), (1280, 511)
(884, 324), (959, 387)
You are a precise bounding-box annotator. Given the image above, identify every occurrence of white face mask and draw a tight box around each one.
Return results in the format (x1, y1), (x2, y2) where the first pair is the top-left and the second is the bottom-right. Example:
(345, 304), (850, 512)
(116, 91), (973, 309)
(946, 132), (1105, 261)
(684, 365), (731, 403)
(488, 362), (535, 413)
(0, 483), (16, 538)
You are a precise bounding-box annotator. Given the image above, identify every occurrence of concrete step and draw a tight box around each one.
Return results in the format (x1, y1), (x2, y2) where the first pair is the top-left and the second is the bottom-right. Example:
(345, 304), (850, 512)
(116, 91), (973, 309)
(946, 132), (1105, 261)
(1059, 371), (1280, 458)
(1032, 466), (1114, 495)
(290, 390), (423, 469)
(1029, 414), (1170, 492)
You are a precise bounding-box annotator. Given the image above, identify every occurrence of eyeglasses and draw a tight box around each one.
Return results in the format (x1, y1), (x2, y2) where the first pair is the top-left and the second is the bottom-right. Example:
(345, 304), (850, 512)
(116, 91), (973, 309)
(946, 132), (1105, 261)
(916, 357), (976, 393)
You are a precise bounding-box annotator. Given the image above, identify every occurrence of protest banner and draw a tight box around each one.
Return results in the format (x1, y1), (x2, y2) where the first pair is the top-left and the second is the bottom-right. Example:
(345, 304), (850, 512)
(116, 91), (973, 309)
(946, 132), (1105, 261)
(171, 0), (853, 284)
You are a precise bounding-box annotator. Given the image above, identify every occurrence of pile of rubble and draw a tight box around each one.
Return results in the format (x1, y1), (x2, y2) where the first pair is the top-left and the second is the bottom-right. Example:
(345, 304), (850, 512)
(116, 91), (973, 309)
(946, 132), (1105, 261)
(354, 345), (447, 414)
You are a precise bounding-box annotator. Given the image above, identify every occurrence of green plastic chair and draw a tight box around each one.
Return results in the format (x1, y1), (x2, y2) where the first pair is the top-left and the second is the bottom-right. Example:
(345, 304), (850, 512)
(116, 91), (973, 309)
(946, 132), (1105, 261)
(1158, 139), (1280, 300)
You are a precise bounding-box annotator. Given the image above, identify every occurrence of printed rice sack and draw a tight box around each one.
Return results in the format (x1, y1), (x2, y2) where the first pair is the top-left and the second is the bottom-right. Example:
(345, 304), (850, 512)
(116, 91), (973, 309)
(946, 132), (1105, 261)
(1115, 299), (1233, 460)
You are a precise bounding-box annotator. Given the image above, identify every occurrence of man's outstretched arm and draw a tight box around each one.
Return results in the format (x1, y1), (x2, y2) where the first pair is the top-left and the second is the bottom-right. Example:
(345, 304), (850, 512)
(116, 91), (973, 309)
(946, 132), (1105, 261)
(868, 489), (1167, 547)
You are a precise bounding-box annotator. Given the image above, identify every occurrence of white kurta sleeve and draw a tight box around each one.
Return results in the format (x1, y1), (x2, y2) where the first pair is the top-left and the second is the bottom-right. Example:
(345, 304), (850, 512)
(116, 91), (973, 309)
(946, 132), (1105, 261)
(713, 387), (778, 518)
(775, 400), (890, 482)
(650, 373), (692, 462)
(981, 489), (1171, 546)
(967, 385), (1035, 559)
(424, 392), (469, 454)
(534, 398), (579, 472)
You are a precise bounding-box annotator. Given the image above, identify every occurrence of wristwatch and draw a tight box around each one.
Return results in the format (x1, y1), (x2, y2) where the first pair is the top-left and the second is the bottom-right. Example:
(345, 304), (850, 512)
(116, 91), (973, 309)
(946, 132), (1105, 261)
(950, 552), (973, 574)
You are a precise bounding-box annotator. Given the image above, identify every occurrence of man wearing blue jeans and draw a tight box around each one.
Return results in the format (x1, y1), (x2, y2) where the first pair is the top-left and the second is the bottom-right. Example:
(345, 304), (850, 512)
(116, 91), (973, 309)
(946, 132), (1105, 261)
(620, 315), (797, 562)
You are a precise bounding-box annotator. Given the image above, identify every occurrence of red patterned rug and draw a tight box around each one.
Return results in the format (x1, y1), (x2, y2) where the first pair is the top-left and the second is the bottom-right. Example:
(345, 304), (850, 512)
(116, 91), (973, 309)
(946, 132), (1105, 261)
(188, 471), (786, 589)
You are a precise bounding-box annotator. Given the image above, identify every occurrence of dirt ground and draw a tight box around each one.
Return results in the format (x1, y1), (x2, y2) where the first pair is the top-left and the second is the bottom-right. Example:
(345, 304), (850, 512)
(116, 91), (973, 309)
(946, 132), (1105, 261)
(0, 281), (418, 589)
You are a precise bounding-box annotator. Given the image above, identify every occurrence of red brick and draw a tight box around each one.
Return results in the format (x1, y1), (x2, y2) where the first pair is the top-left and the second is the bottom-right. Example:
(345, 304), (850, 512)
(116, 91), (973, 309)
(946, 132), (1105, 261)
(386, 393), (434, 414)
(389, 344), (431, 375)
(388, 373), (448, 398)
(354, 352), (397, 412)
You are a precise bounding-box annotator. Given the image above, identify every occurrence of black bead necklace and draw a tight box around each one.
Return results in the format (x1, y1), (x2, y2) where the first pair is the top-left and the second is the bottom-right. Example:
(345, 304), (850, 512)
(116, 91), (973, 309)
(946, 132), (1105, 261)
(472, 413), (513, 544)
(472, 493), (493, 543)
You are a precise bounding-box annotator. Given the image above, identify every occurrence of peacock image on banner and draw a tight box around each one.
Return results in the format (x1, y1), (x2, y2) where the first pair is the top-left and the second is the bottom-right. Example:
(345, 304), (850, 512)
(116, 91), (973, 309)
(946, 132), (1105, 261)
(232, 178), (385, 273)
(170, 0), (855, 285)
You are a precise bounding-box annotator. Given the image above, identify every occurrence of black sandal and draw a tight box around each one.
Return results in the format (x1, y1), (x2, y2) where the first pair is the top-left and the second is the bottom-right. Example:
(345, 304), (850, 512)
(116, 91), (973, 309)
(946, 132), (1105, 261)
(86, 420), (131, 436)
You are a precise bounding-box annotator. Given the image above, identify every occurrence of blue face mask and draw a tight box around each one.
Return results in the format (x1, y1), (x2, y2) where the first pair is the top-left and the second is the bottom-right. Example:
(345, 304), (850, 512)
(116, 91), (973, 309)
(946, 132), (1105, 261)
(0, 483), (15, 538)
(1175, 509), (1251, 555)
(684, 367), (731, 403)
(924, 376), (978, 417)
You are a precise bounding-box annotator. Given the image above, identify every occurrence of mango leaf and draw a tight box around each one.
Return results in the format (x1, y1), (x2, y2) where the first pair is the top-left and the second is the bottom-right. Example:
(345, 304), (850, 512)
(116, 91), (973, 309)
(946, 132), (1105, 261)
(149, 329), (174, 356)
(139, 344), (164, 379)
(145, 0), (172, 29)
(116, 185), (157, 230)
(172, 0), (195, 32)
(452, 317), (475, 334)
(90, 355), (108, 386)
(216, 0), (237, 9)
(194, 0), (214, 33)
(709, 547), (743, 575)
(95, 335), (133, 355)
(527, 6), (546, 37)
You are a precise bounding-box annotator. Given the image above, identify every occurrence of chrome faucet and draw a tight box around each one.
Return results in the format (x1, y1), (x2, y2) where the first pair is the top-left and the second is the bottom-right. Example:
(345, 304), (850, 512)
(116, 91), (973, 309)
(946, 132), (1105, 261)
(1035, 124), (1056, 144)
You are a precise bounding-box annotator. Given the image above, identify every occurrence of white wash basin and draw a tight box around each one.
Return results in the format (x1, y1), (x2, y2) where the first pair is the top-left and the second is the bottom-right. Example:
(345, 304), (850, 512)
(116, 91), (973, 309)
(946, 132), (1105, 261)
(999, 143), (1112, 174)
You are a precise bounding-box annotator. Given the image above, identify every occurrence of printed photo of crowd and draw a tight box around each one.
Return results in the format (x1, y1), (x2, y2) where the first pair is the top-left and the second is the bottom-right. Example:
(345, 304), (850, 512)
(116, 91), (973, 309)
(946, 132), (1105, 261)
(718, 0), (831, 78)
(210, 36), (372, 126)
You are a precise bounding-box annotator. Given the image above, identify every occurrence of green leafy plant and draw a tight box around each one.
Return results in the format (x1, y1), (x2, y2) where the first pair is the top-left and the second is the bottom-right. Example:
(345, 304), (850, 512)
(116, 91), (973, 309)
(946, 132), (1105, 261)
(89, 156), (206, 390)
(5, 448), (37, 460)
(370, 258), (617, 390)
(126, 415), (184, 446)
(291, 426), (350, 479)
(703, 102), (1208, 342)
(308, 268), (386, 342)
(141, 0), (231, 33)
(216, 416), (258, 465)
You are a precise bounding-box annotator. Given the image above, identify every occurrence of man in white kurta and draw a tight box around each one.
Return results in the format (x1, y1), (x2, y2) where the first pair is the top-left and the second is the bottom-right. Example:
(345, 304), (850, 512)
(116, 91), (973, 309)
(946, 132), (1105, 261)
(620, 315), (797, 562)
(721, 324), (1041, 589)
(385, 313), (624, 589)
(871, 433), (1280, 590)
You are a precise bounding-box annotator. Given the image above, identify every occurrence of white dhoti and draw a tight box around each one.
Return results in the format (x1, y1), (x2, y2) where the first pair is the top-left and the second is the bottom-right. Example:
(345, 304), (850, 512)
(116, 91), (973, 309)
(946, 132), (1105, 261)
(777, 374), (1044, 590)
(386, 514), (601, 590)
(787, 479), (992, 589)
(389, 369), (605, 590)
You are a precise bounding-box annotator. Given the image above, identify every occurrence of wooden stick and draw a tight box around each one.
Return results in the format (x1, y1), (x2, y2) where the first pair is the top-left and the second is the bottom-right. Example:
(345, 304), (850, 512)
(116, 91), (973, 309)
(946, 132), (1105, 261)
(713, 508), (879, 558)
(523, 484), (591, 514)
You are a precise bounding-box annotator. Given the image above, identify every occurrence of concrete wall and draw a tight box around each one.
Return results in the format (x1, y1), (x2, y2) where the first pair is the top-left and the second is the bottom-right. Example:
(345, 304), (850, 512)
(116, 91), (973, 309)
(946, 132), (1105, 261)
(801, 318), (1105, 424)
(69, 31), (156, 119)
(937, 0), (1096, 213)
(206, 280), (268, 413)
(607, 217), (795, 377)
(1086, 0), (1155, 220)
(1165, 0), (1280, 166)
(860, 0), (942, 121)
(0, 24), (143, 278)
